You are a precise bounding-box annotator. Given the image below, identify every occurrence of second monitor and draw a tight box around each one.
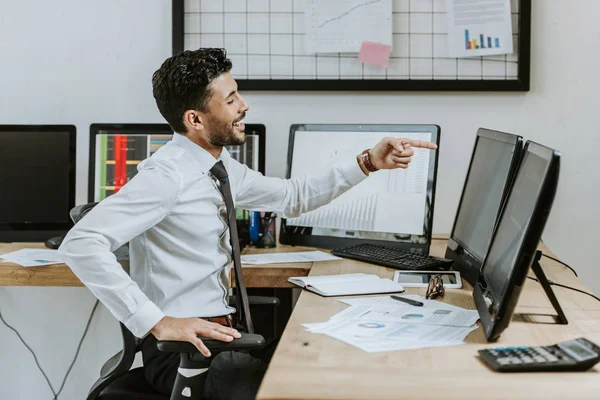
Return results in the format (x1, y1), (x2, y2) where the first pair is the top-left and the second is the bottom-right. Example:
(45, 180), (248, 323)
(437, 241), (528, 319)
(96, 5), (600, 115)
(445, 128), (523, 285)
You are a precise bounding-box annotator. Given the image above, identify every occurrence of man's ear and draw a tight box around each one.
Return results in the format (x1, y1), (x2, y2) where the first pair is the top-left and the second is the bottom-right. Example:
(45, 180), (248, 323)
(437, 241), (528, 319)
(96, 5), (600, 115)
(183, 110), (203, 132)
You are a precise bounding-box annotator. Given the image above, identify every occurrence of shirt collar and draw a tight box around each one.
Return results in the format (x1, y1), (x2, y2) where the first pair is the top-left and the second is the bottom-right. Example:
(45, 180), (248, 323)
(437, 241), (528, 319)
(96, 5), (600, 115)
(172, 132), (230, 174)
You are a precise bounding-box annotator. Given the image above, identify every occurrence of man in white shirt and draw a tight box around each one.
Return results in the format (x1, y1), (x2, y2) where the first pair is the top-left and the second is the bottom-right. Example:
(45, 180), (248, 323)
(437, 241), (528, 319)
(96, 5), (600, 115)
(58, 48), (437, 399)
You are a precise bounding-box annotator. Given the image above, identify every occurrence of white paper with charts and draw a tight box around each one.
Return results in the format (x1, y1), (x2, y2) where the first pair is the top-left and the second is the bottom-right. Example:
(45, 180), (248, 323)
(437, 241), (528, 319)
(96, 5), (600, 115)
(305, 0), (392, 53)
(0, 249), (63, 267)
(302, 295), (480, 352)
(286, 130), (431, 235)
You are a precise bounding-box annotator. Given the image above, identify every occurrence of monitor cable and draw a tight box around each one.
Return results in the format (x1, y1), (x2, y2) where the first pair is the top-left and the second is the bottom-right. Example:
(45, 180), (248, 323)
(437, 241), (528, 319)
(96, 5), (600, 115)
(526, 276), (600, 303)
(0, 299), (99, 399)
(540, 253), (578, 277)
(430, 237), (578, 277)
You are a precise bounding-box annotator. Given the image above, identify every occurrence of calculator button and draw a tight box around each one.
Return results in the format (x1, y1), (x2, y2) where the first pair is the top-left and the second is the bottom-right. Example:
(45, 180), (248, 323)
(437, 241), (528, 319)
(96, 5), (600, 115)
(518, 346), (528, 350)
(509, 357), (522, 364)
(496, 357), (511, 365)
(546, 355), (558, 362)
(533, 356), (547, 363)
(495, 347), (505, 351)
(521, 356), (534, 363)
(535, 347), (554, 359)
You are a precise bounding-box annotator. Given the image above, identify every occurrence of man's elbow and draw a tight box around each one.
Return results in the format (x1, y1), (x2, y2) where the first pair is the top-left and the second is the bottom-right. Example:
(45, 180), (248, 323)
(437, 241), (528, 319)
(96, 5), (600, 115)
(281, 204), (303, 219)
(57, 232), (96, 265)
(57, 235), (78, 265)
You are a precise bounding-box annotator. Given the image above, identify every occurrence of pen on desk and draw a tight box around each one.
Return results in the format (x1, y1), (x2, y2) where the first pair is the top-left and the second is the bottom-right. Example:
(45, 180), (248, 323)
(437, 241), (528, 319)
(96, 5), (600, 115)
(390, 295), (424, 307)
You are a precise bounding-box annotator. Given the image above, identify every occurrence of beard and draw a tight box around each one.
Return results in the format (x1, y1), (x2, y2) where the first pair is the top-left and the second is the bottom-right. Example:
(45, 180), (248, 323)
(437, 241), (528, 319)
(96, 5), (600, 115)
(206, 113), (246, 147)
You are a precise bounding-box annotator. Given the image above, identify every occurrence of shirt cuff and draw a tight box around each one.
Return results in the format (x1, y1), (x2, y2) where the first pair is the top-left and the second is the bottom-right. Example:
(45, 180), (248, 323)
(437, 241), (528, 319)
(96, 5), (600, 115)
(342, 158), (370, 185)
(123, 300), (165, 338)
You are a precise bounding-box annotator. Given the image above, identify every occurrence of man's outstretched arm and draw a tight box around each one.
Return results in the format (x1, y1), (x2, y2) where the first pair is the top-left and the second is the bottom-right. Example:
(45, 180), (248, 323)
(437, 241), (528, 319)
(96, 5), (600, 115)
(232, 137), (438, 217)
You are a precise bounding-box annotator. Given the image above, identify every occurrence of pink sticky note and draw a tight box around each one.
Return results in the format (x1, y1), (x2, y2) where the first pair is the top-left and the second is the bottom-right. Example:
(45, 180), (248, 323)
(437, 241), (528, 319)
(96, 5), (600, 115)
(358, 41), (392, 68)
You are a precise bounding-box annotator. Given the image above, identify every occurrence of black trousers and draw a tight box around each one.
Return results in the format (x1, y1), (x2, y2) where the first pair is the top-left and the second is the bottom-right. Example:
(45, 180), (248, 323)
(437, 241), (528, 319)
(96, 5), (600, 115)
(141, 334), (267, 400)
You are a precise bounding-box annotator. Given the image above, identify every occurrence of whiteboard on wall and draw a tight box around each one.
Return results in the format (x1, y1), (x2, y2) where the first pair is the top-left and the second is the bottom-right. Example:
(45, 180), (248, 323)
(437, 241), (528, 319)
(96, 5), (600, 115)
(172, 0), (531, 91)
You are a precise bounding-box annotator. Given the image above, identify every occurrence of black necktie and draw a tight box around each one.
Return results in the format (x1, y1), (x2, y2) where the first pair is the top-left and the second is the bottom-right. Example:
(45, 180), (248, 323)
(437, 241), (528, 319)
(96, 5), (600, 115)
(209, 160), (254, 333)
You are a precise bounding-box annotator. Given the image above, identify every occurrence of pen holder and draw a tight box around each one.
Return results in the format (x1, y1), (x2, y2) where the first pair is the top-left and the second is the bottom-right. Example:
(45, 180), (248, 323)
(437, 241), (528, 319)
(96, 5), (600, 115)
(249, 211), (277, 248)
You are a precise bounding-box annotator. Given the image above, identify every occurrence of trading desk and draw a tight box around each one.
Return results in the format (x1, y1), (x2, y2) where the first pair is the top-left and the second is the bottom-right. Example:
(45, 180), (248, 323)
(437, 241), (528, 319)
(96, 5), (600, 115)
(257, 239), (600, 400)
(0, 243), (313, 288)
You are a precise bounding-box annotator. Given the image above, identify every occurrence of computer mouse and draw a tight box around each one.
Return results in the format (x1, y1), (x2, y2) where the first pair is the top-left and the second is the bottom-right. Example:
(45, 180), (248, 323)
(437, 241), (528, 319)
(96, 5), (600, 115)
(44, 236), (64, 249)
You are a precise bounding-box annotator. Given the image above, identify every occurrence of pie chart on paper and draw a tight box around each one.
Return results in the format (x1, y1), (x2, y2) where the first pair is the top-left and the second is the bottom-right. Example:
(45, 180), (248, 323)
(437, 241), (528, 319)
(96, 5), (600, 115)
(358, 322), (386, 329)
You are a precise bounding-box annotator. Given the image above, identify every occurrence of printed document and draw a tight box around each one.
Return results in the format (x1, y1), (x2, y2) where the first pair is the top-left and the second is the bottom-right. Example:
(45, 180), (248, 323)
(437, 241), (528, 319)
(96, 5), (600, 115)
(305, 0), (392, 53)
(447, 0), (513, 58)
(302, 295), (480, 352)
(0, 248), (63, 267)
(240, 251), (340, 264)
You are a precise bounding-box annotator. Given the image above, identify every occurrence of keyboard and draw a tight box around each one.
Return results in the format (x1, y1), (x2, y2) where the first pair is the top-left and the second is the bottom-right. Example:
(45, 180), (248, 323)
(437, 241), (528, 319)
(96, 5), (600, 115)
(330, 243), (453, 271)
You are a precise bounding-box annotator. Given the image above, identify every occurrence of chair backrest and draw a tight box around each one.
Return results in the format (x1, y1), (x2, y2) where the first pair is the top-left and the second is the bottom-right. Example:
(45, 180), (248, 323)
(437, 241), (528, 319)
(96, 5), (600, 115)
(69, 202), (144, 400)
(86, 323), (142, 399)
(69, 202), (99, 224)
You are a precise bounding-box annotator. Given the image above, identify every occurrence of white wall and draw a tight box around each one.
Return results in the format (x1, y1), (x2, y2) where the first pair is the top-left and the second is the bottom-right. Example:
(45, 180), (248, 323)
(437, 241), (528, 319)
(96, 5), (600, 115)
(0, 1), (171, 399)
(1, 1), (599, 399)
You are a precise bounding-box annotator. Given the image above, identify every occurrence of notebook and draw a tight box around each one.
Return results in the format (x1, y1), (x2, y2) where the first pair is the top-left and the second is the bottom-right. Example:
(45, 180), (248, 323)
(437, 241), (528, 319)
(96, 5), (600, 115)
(287, 273), (405, 297)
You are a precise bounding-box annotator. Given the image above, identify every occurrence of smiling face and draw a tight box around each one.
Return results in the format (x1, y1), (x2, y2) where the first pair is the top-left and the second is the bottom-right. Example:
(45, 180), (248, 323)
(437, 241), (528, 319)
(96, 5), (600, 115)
(202, 72), (249, 147)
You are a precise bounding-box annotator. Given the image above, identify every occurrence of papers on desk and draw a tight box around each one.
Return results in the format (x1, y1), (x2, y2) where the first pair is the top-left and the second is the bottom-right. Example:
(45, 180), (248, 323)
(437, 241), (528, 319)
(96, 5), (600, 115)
(240, 251), (340, 265)
(303, 295), (480, 352)
(0, 248), (63, 267)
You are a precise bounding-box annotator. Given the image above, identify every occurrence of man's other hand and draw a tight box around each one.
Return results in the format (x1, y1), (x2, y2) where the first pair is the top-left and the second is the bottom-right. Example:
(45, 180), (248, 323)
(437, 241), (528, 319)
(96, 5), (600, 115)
(369, 137), (438, 170)
(150, 316), (242, 357)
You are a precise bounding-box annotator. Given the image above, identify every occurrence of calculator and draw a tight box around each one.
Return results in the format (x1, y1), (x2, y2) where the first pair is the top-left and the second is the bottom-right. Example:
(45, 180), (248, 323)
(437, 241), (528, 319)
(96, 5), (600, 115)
(478, 337), (600, 372)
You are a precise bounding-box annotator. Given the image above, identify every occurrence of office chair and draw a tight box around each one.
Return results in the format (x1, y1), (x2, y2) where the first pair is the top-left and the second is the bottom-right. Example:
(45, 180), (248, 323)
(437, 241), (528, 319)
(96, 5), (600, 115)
(69, 203), (279, 400)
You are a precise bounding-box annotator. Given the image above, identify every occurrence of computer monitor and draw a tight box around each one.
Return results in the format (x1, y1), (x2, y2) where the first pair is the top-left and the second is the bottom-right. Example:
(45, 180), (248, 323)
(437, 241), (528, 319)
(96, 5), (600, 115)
(88, 123), (266, 202)
(445, 128), (523, 285)
(279, 124), (440, 254)
(474, 141), (560, 342)
(0, 125), (76, 242)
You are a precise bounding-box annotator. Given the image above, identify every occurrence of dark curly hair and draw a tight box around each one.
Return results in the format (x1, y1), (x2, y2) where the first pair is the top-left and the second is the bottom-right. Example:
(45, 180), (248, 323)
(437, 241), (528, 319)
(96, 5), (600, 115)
(152, 48), (232, 133)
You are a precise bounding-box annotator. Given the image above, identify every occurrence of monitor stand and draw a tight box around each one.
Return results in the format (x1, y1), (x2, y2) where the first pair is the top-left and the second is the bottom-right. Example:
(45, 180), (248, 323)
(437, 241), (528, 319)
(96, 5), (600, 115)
(525, 250), (568, 325)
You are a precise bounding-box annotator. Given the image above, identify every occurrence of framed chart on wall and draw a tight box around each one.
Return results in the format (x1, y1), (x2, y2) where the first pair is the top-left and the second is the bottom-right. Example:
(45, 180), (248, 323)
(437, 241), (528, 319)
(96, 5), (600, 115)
(172, 0), (531, 91)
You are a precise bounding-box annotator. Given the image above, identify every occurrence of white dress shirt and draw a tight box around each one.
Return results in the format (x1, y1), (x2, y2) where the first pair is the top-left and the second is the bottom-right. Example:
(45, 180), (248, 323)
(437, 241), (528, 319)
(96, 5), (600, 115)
(59, 133), (367, 338)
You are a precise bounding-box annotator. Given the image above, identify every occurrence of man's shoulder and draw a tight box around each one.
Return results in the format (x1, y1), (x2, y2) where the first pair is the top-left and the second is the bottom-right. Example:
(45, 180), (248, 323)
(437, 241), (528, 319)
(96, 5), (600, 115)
(138, 142), (187, 172)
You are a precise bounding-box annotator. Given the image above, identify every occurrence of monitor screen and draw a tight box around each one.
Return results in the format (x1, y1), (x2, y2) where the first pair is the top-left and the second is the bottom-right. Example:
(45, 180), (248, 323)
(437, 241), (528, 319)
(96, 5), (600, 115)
(0, 125), (76, 241)
(88, 123), (266, 202)
(446, 128), (523, 285)
(474, 141), (560, 341)
(279, 124), (440, 254)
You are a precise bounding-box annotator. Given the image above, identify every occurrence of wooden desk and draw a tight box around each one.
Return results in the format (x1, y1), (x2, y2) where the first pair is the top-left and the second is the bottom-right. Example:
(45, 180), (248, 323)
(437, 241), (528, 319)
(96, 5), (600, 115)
(257, 239), (600, 400)
(0, 243), (313, 288)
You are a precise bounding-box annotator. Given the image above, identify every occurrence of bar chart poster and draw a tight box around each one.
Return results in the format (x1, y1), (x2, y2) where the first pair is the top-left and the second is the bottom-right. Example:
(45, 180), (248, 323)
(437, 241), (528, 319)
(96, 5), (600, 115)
(447, 0), (513, 58)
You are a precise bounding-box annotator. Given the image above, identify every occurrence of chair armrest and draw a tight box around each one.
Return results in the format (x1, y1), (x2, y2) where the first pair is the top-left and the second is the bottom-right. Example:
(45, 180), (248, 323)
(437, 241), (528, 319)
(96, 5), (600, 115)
(230, 295), (280, 307)
(157, 333), (265, 354)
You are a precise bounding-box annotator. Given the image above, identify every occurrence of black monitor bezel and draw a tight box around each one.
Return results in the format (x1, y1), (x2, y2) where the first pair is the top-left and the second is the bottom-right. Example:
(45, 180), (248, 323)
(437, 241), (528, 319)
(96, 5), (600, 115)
(473, 141), (560, 342)
(278, 123), (440, 253)
(88, 123), (266, 202)
(0, 124), (77, 242)
(446, 128), (524, 286)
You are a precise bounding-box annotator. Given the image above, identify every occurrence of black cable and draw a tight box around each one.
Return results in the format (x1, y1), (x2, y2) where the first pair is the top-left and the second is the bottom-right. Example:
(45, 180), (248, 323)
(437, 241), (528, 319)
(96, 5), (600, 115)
(541, 253), (578, 277)
(53, 299), (100, 399)
(527, 276), (600, 303)
(0, 299), (99, 399)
